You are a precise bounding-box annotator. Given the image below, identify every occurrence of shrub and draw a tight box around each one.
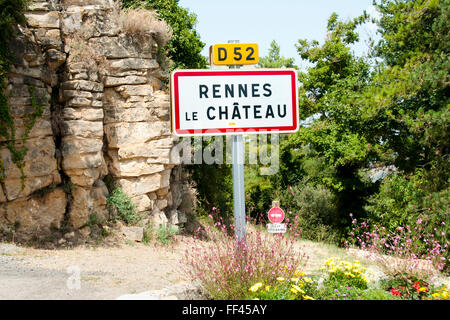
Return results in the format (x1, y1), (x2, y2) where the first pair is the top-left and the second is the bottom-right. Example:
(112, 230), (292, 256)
(380, 278), (432, 300)
(280, 183), (339, 243)
(107, 187), (140, 225)
(118, 8), (172, 46)
(345, 214), (448, 280)
(321, 257), (368, 290)
(424, 284), (450, 300)
(183, 217), (309, 300)
(245, 184), (274, 221)
(365, 171), (449, 243)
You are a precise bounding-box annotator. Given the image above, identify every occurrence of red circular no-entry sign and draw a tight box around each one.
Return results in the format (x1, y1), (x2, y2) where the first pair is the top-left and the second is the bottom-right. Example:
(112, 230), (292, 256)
(268, 207), (285, 224)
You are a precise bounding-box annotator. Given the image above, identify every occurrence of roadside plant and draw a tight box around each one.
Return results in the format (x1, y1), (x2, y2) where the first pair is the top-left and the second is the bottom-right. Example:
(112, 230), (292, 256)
(246, 273), (316, 300)
(182, 214), (309, 300)
(321, 257), (368, 290)
(107, 187), (140, 225)
(345, 214), (448, 284)
(381, 277), (431, 300)
(424, 284), (449, 300)
(155, 224), (179, 246)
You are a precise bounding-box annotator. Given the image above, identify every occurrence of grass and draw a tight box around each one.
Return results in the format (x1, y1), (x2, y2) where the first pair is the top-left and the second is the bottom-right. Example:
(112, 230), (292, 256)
(124, 240), (135, 246)
(82, 276), (101, 282)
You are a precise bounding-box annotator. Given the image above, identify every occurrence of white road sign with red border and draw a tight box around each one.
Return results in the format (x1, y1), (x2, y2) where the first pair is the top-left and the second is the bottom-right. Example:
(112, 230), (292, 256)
(170, 69), (298, 136)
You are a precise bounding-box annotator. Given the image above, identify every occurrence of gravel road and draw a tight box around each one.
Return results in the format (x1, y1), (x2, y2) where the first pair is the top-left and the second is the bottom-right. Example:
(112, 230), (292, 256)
(0, 241), (192, 300)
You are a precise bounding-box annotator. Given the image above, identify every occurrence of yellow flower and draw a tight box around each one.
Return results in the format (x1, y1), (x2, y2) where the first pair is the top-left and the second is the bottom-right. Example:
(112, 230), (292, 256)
(276, 277), (285, 282)
(265, 285), (271, 291)
(292, 285), (302, 291)
(294, 270), (306, 277)
(253, 298), (260, 300)
(432, 293), (440, 299)
(291, 277), (300, 283)
(302, 277), (312, 283)
(249, 282), (263, 292)
(291, 285), (305, 295)
(303, 295), (315, 300)
(418, 287), (427, 292)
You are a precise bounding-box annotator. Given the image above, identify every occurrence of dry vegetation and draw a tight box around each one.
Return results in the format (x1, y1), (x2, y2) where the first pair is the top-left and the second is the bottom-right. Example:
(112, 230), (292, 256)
(118, 8), (172, 47)
(65, 33), (108, 73)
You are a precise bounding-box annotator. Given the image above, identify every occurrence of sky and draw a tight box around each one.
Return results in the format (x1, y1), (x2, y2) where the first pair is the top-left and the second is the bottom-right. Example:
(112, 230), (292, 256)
(178, 0), (381, 70)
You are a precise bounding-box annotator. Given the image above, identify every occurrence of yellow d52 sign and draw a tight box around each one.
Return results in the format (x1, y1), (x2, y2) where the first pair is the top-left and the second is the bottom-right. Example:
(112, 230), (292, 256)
(210, 43), (259, 66)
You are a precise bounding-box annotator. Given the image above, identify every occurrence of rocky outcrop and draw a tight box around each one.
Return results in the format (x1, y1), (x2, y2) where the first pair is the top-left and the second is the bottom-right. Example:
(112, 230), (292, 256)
(0, 0), (193, 242)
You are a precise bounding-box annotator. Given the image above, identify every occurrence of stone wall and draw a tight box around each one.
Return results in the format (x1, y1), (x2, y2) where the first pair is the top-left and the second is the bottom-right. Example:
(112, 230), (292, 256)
(0, 0), (192, 242)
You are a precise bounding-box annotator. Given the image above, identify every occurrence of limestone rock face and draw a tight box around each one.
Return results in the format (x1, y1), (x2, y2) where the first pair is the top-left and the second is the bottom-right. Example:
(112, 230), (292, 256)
(0, 188), (67, 240)
(0, 0), (194, 242)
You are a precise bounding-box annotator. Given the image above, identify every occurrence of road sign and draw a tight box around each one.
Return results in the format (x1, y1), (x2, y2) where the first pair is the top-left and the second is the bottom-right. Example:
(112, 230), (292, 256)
(210, 43), (259, 66)
(267, 223), (287, 234)
(170, 69), (299, 136)
(268, 207), (285, 224)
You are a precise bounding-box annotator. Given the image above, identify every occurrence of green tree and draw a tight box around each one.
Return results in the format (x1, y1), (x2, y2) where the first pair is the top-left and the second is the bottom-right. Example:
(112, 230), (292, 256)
(275, 11), (375, 232)
(258, 40), (297, 69)
(364, 0), (449, 183)
(277, 0), (449, 248)
(360, 0), (449, 246)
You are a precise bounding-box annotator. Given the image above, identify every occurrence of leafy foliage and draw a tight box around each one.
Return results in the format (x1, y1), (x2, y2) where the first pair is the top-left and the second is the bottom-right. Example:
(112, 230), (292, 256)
(274, 0), (449, 247)
(274, 11), (375, 234)
(280, 183), (339, 243)
(107, 187), (140, 225)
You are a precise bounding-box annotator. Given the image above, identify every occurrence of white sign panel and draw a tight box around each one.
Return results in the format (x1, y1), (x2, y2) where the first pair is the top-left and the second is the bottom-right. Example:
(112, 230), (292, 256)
(267, 223), (287, 234)
(170, 69), (298, 136)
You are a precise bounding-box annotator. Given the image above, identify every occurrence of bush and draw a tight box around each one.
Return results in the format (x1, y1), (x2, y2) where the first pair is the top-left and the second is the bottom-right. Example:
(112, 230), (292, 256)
(321, 257), (368, 290)
(183, 218), (309, 300)
(365, 170), (449, 240)
(107, 187), (140, 225)
(280, 183), (339, 243)
(118, 7), (172, 46)
(346, 215), (448, 279)
(245, 170), (275, 220)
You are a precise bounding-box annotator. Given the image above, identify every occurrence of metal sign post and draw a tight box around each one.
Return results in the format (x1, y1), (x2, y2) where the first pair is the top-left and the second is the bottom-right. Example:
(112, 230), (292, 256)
(228, 40), (246, 246)
(171, 40), (299, 248)
(232, 134), (246, 245)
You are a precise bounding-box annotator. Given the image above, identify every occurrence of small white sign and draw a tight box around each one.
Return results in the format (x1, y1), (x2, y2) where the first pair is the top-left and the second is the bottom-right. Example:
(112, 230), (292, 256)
(267, 223), (287, 234)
